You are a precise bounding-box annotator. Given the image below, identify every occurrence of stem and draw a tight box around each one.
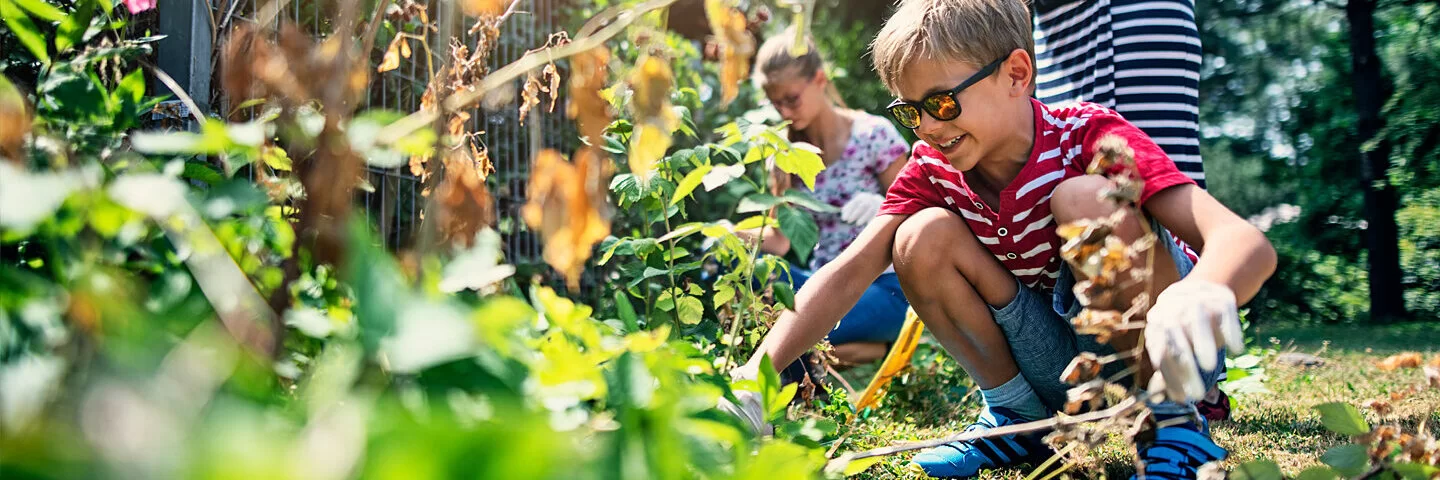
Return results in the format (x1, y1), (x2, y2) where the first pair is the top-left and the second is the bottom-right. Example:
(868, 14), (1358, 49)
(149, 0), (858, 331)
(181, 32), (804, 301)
(1026, 443), (1079, 480)
(376, 0), (680, 146)
(832, 398), (1139, 462)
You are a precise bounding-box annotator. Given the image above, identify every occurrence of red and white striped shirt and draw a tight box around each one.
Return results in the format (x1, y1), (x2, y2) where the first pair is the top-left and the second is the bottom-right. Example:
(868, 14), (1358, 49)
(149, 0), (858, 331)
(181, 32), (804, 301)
(879, 99), (1199, 292)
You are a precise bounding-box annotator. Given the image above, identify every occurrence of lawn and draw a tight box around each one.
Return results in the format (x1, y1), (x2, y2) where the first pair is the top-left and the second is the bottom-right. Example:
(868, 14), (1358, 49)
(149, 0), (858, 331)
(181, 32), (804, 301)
(815, 322), (1440, 479)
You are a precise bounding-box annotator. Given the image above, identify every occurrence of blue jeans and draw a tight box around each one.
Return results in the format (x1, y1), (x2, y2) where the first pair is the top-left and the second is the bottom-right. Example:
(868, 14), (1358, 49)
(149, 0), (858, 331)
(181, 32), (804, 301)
(785, 264), (910, 345)
(987, 219), (1223, 416)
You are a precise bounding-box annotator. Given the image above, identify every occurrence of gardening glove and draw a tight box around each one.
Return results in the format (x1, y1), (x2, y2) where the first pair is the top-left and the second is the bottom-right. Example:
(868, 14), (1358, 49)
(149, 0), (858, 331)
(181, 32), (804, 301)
(1144, 279), (1244, 403)
(715, 366), (773, 436)
(840, 192), (885, 225)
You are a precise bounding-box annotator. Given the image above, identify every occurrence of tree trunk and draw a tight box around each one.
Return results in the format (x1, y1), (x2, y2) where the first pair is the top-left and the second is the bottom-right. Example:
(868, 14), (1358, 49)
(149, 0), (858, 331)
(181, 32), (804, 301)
(1346, 0), (1406, 323)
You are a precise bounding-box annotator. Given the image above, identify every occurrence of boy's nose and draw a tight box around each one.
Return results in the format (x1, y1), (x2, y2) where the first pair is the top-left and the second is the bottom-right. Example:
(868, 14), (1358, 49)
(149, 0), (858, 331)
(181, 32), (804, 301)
(915, 110), (945, 139)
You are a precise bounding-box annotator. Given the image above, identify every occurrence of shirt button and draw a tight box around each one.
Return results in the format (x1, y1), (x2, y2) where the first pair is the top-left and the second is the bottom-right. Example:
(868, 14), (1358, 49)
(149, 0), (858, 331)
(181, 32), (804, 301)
(1006, 252), (1018, 260)
(997, 227), (1009, 236)
(973, 201), (984, 209)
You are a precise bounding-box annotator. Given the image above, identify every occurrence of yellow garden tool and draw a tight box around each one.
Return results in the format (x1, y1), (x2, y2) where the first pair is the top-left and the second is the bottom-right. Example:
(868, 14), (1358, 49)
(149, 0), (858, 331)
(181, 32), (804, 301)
(851, 307), (925, 413)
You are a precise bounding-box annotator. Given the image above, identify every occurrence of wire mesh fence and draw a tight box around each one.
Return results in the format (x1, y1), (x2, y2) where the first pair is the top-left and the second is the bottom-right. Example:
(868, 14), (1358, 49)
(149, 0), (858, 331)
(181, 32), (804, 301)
(204, 0), (570, 264)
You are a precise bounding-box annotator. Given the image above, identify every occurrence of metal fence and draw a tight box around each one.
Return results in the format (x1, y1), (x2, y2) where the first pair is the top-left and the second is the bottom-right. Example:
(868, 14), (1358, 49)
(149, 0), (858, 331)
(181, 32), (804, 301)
(185, 0), (569, 263)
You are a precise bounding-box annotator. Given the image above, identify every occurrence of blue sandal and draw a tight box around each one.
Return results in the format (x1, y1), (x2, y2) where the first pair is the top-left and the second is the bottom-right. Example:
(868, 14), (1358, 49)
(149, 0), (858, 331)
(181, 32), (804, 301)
(909, 407), (1054, 478)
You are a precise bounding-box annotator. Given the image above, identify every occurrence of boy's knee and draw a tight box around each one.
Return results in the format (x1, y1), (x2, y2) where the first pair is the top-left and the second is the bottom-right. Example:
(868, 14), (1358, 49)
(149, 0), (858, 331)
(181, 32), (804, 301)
(1051, 175), (1117, 224)
(892, 208), (965, 268)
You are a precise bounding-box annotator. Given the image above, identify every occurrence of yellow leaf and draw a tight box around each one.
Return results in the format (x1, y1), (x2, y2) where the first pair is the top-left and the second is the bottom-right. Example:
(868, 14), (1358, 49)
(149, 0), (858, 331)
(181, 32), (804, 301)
(378, 39), (401, 72)
(842, 456), (884, 476)
(629, 123), (671, 182)
(398, 37), (411, 58)
(853, 309), (924, 412)
(0, 74), (31, 163)
(461, 0), (505, 17)
(704, 0), (754, 106)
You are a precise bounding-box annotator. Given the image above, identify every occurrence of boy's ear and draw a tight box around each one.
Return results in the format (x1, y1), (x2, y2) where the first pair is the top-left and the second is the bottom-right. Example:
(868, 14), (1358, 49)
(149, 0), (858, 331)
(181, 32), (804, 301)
(1002, 48), (1035, 97)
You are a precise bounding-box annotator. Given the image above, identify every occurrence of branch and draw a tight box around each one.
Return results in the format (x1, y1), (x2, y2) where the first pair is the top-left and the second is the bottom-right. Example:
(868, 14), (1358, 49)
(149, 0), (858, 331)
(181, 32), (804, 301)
(375, 0), (679, 145)
(827, 397), (1140, 466)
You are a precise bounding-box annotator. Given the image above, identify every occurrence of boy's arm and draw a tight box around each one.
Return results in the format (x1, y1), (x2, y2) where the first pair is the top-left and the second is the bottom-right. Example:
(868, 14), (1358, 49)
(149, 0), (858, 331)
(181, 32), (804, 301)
(1145, 184), (1277, 304)
(741, 213), (907, 374)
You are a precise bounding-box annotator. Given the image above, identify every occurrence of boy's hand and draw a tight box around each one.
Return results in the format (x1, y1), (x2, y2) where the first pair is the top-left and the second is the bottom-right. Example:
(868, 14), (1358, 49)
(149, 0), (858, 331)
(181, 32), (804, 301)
(1144, 279), (1244, 402)
(840, 192), (885, 225)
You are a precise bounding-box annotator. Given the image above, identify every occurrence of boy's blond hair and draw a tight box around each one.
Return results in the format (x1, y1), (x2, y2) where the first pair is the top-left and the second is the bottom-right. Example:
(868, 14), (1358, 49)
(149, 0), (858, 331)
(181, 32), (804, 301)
(870, 0), (1035, 95)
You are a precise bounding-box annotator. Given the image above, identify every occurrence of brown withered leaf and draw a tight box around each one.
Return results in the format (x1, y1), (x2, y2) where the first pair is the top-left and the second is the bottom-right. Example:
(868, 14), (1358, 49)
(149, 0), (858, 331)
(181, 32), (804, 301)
(704, 0), (754, 107)
(542, 63), (561, 111)
(1425, 366), (1439, 390)
(379, 42), (402, 72)
(519, 72), (543, 124)
(1072, 308), (1124, 343)
(1088, 134), (1136, 175)
(567, 48), (612, 145)
(523, 148), (611, 290)
(1378, 352), (1424, 371)
(434, 149), (497, 247)
(1060, 352), (1104, 385)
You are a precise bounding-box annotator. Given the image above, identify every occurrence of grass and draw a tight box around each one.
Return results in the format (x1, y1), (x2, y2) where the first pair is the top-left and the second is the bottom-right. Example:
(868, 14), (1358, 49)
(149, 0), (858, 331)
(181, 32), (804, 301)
(815, 321), (1440, 479)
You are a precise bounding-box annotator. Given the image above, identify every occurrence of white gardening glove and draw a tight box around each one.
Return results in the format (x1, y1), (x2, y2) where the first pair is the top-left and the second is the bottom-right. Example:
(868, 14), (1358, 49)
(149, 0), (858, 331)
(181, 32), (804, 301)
(715, 365), (774, 436)
(1144, 279), (1244, 403)
(840, 192), (885, 225)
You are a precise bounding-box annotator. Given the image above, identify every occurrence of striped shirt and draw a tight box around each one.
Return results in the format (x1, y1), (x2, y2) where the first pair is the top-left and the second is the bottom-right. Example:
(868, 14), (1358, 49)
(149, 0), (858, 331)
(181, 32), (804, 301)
(1033, 0), (1207, 188)
(879, 99), (1198, 292)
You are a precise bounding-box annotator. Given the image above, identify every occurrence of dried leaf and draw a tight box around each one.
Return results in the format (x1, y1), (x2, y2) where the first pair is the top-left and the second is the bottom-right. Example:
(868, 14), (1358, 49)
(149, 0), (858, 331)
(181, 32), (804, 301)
(1378, 352), (1424, 371)
(1425, 366), (1439, 390)
(1060, 352), (1104, 385)
(704, 0), (754, 106)
(567, 48), (612, 145)
(524, 148), (611, 290)
(434, 149), (497, 247)
(519, 72), (542, 124)
(543, 63), (561, 111)
(379, 38), (402, 72)
(399, 37), (412, 58)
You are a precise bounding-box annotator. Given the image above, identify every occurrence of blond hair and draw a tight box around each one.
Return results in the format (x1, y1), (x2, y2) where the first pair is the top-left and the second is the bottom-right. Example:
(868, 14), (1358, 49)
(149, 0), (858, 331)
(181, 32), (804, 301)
(870, 0), (1035, 94)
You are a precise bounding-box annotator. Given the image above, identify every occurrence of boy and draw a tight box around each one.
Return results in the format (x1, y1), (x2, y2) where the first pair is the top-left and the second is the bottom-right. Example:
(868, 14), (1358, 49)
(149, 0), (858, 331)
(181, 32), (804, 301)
(724, 0), (1276, 477)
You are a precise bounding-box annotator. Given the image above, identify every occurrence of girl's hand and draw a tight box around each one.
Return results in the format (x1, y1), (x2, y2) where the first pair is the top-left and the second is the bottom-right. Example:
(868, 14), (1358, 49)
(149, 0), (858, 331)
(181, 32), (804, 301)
(840, 192), (885, 225)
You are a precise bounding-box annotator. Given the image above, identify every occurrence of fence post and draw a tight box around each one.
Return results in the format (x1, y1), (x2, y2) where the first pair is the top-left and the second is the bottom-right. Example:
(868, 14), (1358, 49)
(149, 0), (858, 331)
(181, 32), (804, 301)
(154, 0), (213, 117)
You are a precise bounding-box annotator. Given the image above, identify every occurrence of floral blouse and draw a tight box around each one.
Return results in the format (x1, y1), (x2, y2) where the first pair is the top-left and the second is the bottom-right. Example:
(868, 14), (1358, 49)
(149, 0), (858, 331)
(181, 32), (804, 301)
(799, 112), (910, 269)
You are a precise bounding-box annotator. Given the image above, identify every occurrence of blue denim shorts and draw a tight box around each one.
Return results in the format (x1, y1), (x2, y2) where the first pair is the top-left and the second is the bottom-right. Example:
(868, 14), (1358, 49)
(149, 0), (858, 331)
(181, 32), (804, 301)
(987, 219), (1224, 415)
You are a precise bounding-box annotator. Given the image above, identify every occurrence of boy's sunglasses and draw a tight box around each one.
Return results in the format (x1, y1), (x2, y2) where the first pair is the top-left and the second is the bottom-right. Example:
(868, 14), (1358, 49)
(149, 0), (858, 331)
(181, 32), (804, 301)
(886, 57), (1007, 129)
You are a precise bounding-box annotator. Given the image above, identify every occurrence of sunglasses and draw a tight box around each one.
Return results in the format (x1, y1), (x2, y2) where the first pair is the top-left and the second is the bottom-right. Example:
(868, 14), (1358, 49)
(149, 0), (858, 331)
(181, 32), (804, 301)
(886, 57), (1006, 129)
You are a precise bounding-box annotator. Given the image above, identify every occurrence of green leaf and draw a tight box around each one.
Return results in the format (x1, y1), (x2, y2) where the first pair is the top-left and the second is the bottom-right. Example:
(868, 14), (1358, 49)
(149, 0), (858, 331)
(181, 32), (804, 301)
(1315, 403), (1371, 436)
(671, 164), (712, 206)
(737, 193), (783, 213)
(1392, 462), (1440, 480)
(55, 0), (95, 53)
(262, 146), (293, 171)
(713, 283), (736, 308)
(1320, 444), (1369, 477)
(776, 205), (818, 264)
(12, 0), (64, 20)
(1296, 466), (1339, 480)
(1231, 461), (1284, 480)
(783, 189), (839, 213)
(613, 291), (638, 332)
(0, 0), (49, 64)
(773, 281), (795, 310)
(768, 383), (797, 418)
(774, 145), (825, 189)
(181, 161), (225, 186)
(676, 295), (703, 325)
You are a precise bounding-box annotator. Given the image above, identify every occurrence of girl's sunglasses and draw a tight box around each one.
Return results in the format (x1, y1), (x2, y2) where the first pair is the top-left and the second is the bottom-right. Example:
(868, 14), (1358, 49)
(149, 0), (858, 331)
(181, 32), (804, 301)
(886, 57), (1006, 129)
